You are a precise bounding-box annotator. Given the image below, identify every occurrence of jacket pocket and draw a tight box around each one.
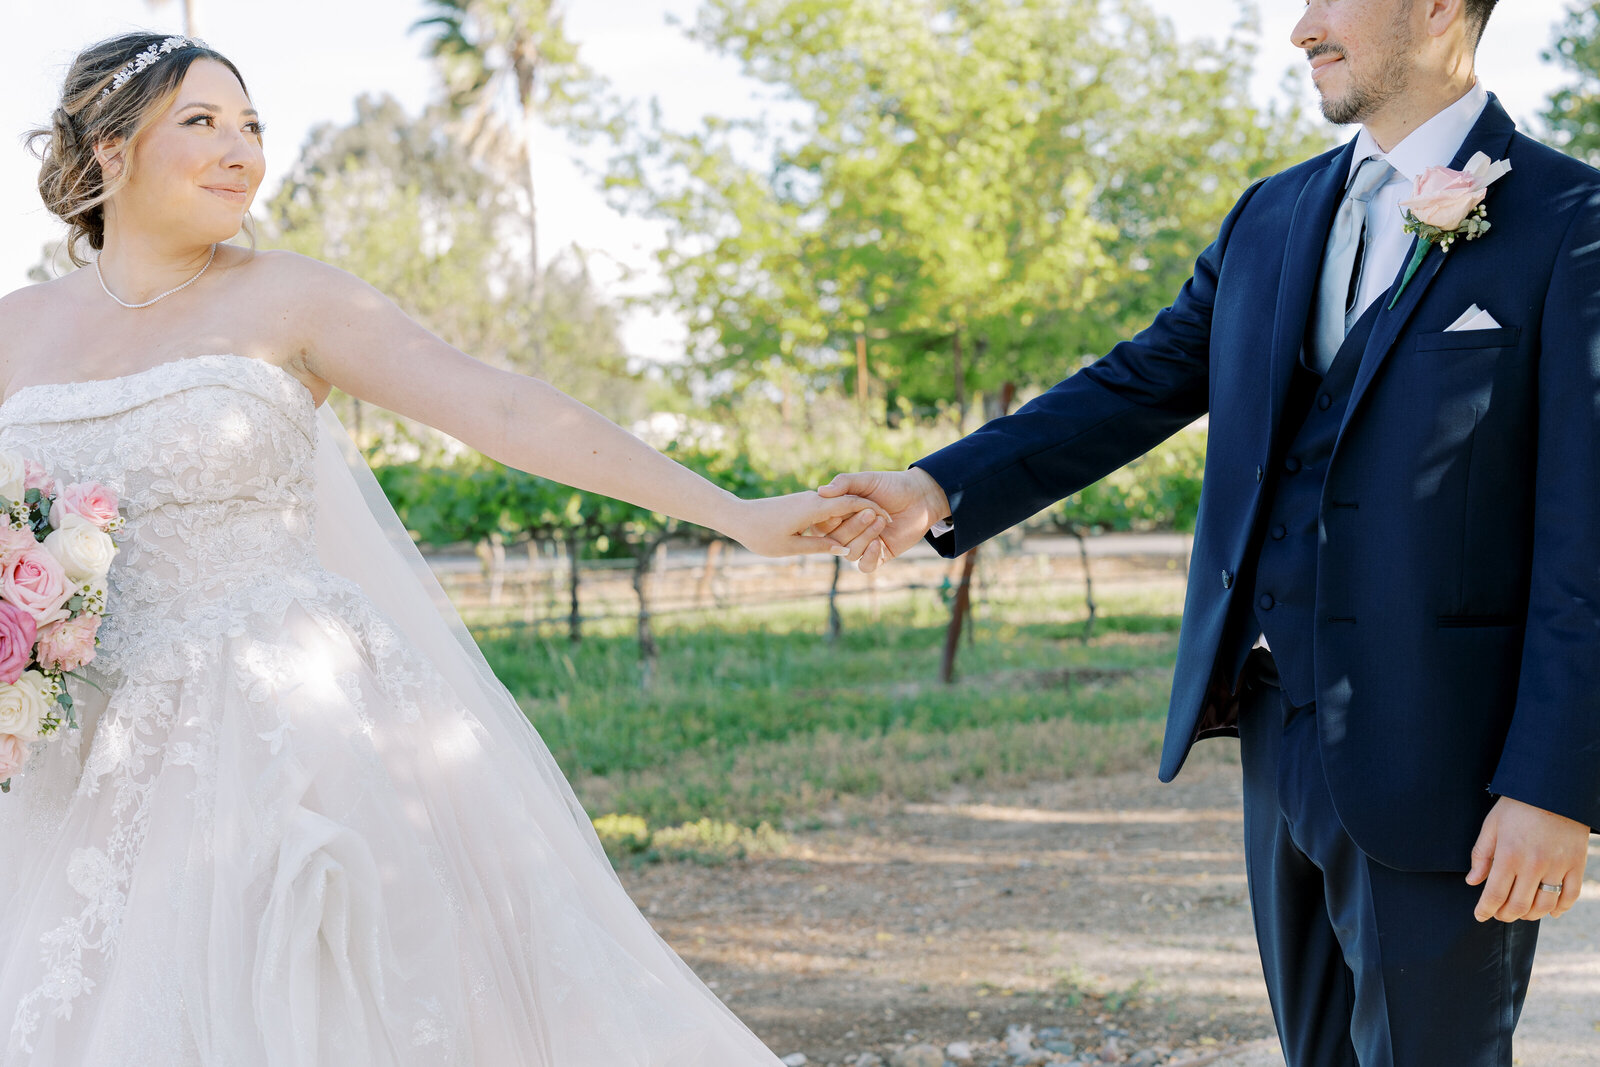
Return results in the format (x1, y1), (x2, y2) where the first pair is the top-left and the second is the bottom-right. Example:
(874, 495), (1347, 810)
(1414, 325), (1522, 352)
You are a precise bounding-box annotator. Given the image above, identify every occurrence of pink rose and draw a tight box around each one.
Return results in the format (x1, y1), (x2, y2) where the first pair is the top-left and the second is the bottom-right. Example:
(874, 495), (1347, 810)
(36, 613), (99, 672)
(3, 548), (72, 625)
(1399, 165), (1486, 231)
(0, 733), (27, 779)
(0, 601), (37, 685)
(50, 482), (120, 531)
(0, 525), (37, 569)
(22, 461), (52, 492)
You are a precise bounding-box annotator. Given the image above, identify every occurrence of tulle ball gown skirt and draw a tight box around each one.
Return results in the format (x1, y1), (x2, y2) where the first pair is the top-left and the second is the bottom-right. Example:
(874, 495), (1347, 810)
(0, 355), (781, 1065)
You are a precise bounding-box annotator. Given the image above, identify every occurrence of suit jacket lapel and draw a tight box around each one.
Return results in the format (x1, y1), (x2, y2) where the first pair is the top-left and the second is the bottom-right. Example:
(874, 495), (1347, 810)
(1268, 139), (1358, 433)
(1339, 94), (1519, 436)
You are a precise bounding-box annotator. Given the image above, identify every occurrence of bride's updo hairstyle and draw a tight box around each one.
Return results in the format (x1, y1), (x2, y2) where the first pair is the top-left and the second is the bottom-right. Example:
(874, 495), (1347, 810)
(26, 32), (253, 266)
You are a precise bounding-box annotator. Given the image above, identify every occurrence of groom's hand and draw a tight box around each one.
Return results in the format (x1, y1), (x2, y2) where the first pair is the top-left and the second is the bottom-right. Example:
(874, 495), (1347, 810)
(817, 468), (950, 572)
(1466, 796), (1589, 923)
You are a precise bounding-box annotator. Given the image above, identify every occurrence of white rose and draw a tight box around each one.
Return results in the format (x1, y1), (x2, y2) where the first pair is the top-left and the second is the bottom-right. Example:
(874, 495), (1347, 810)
(0, 451), (26, 505)
(0, 671), (52, 742)
(43, 515), (117, 582)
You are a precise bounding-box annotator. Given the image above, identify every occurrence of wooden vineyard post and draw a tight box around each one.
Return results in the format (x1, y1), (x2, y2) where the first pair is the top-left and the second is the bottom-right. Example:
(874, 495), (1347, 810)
(940, 381), (1015, 684)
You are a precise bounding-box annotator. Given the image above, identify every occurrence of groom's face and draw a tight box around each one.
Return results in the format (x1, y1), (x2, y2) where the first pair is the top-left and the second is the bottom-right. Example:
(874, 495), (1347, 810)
(1293, 0), (1420, 127)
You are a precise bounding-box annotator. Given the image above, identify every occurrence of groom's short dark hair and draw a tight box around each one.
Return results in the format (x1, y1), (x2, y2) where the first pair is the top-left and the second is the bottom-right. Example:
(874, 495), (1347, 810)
(1464, 0), (1498, 45)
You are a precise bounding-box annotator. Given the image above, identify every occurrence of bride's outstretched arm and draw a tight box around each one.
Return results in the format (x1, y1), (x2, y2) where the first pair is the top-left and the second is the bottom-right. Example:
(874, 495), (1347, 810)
(281, 254), (888, 557)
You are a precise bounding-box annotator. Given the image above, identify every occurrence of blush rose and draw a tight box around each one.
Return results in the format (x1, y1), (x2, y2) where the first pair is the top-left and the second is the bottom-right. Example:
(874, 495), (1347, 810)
(0, 601), (37, 685)
(3, 548), (72, 626)
(22, 460), (52, 493)
(0, 525), (37, 569)
(0, 732), (27, 780)
(49, 482), (120, 531)
(1400, 166), (1486, 230)
(37, 613), (99, 672)
(1399, 152), (1513, 233)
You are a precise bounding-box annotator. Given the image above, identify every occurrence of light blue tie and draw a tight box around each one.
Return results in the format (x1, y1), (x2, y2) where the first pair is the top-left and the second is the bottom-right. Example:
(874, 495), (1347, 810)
(1313, 157), (1396, 372)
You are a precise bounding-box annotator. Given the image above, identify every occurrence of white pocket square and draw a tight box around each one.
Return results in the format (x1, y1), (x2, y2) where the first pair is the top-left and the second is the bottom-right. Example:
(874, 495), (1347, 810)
(1445, 304), (1501, 332)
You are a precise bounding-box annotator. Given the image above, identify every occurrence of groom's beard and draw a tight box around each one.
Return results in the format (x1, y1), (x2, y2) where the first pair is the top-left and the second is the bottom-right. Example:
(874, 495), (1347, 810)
(1312, 11), (1417, 126)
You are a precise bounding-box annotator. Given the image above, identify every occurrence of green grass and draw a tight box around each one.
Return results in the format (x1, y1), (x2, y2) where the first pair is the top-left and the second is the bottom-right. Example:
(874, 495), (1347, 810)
(474, 585), (1220, 829)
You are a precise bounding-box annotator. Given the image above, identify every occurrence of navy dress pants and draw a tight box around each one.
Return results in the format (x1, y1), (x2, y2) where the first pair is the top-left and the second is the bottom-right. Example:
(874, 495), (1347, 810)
(1234, 649), (1540, 1066)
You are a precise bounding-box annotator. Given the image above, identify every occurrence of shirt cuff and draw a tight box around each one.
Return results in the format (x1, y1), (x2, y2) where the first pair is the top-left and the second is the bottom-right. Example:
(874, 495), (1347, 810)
(928, 488), (961, 537)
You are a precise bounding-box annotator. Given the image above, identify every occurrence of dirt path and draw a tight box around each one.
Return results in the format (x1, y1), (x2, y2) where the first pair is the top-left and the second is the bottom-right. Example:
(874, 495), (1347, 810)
(619, 762), (1600, 1065)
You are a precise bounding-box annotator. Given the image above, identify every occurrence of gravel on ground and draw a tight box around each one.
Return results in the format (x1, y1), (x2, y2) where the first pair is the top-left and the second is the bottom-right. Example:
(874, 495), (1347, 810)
(620, 762), (1600, 1065)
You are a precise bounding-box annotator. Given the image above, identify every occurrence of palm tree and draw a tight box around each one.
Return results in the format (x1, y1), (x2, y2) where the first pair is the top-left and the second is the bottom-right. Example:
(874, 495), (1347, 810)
(146, 0), (197, 36)
(413, 0), (607, 374)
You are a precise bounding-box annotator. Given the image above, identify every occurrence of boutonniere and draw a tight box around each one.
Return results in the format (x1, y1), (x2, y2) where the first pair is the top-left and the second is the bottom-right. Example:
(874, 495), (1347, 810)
(1387, 152), (1512, 309)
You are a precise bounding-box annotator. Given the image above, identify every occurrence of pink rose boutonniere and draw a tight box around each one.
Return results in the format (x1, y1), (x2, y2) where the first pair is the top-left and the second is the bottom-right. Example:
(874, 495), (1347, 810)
(1388, 151), (1513, 309)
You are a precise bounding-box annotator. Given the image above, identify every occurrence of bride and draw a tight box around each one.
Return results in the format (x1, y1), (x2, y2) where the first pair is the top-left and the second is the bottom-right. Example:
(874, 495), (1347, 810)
(0, 32), (889, 1065)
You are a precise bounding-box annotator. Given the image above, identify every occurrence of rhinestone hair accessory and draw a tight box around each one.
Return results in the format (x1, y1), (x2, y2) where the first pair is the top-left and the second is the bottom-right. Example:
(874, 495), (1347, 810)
(100, 36), (191, 100)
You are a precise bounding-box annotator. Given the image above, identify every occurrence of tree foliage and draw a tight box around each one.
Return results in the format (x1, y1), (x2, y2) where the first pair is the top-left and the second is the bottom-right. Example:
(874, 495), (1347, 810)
(413, 0), (618, 372)
(609, 0), (1327, 417)
(259, 93), (643, 456)
(414, 0), (608, 135)
(1545, 1), (1600, 166)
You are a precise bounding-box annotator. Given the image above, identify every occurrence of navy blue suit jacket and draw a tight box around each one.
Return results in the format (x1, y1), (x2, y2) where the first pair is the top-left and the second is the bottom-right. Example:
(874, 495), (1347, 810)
(915, 96), (1600, 871)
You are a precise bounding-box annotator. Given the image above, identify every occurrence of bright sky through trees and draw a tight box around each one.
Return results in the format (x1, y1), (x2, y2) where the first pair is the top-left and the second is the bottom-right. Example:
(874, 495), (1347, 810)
(0, 0), (1577, 361)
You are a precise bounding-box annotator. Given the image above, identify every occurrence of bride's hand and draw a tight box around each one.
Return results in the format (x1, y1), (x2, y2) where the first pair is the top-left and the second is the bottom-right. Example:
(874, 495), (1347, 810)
(722, 491), (890, 558)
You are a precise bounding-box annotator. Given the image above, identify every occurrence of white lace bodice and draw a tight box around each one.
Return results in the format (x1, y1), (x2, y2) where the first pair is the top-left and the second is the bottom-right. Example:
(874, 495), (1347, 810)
(0, 354), (325, 685)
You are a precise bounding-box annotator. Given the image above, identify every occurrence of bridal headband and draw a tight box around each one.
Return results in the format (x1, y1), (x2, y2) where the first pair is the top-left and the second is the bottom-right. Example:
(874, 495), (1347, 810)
(100, 35), (192, 99)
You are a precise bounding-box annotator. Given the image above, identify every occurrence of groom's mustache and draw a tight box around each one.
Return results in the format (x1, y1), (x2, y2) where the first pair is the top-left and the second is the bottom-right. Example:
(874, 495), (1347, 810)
(1305, 43), (1348, 66)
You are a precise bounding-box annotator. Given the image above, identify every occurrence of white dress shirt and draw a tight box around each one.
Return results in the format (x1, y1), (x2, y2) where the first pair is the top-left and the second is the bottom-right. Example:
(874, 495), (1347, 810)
(1344, 80), (1489, 319)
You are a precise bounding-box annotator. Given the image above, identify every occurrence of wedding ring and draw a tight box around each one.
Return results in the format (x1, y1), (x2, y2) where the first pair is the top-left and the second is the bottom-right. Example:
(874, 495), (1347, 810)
(1538, 882), (1563, 894)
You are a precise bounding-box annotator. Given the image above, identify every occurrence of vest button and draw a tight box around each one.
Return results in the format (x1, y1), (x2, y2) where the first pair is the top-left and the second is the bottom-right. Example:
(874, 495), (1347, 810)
(1283, 456), (1303, 474)
(1258, 593), (1276, 611)
(1222, 570), (1234, 590)
(1271, 524), (1287, 540)
(1318, 393), (1333, 410)
(1255, 465), (1264, 483)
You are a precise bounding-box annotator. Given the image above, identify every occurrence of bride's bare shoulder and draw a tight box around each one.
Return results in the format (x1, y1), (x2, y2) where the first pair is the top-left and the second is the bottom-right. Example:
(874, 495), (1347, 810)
(0, 273), (72, 317)
(240, 250), (377, 311)
(241, 250), (395, 333)
(243, 249), (356, 290)
(0, 273), (80, 391)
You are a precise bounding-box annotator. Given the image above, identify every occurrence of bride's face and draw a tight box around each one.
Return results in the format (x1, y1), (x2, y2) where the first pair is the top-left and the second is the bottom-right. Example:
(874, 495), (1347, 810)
(99, 58), (266, 244)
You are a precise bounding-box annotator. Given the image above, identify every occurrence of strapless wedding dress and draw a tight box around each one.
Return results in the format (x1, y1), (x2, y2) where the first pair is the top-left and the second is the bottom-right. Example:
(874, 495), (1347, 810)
(0, 354), (780, 1066)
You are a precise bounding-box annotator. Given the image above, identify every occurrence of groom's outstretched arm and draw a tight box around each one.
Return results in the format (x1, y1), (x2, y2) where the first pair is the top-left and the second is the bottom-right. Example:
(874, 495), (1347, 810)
(828, 178), (1268, 568)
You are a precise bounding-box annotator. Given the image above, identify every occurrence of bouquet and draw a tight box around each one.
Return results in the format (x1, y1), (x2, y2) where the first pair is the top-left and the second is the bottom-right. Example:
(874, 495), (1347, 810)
(0, 451), (122, 793)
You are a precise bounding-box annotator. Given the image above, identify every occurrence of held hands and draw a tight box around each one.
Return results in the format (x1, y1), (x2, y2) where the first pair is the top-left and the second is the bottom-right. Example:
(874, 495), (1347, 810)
(1467, 796), (1590, 922)
(723, 490), (891, 558)
(815, 468), (951, 572)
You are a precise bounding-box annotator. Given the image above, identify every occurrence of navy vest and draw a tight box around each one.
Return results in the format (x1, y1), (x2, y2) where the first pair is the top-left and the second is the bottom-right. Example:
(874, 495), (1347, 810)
(1224, 297), (1385, 708)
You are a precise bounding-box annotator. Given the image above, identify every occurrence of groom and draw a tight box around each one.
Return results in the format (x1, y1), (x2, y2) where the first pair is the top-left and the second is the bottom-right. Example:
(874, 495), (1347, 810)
(821, 0), (1599, 1062)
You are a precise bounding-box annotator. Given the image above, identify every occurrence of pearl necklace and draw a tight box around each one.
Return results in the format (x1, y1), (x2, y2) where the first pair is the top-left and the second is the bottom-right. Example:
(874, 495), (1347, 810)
(95, 243), (218, 309)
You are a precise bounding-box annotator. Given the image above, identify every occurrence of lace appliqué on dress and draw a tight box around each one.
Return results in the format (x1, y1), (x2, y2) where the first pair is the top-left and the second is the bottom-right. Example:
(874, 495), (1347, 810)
(0, 357), (461, 1059)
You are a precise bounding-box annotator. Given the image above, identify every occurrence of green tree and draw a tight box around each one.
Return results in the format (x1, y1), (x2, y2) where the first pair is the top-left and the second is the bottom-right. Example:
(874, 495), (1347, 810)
(260, 93), (645, 455)
(1545, 1), (1600, 166)
(610, 0), (1326, 422)
(262, 93), (529, 454)
(413, 0), (615, 373)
